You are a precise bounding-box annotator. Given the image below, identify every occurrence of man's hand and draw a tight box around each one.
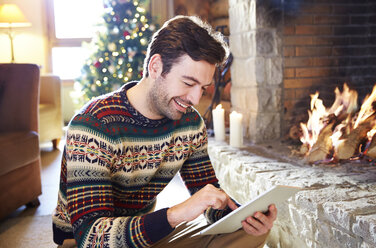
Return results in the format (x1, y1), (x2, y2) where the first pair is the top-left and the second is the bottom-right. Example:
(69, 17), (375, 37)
(241, 204), (277, 236)
(167, 184), (237, 228)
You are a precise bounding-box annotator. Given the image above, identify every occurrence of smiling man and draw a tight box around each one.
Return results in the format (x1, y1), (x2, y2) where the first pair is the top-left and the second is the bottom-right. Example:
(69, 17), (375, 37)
(52, 16), (277, 248)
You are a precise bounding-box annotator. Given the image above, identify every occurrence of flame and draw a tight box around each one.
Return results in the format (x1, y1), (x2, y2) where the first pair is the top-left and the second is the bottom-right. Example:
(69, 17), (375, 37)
(354, 84), (376, 128)
(300, 83), (358, 154)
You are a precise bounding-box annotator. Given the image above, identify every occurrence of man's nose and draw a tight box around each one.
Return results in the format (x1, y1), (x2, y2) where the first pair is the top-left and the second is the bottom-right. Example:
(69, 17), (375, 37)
(188, 86), (203, 106)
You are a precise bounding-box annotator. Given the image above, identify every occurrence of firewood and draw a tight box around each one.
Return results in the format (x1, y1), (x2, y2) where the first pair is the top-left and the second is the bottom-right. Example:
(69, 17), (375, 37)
(336, 119), (374, 160)
(307, 122), (334, 163)
(366, 134), (376, 158)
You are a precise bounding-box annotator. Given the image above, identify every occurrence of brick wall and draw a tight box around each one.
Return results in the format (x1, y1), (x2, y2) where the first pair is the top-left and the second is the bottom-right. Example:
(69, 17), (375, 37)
(283, 0), (376, 135)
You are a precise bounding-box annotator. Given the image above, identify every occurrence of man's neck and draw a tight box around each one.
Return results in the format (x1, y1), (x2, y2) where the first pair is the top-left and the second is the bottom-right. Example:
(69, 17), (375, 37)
(126, 78), (163, 120)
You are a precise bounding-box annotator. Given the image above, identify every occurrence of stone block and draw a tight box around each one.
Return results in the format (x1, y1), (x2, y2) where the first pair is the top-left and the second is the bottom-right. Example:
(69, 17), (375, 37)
(229, 32), (256, 58)
(248, 112), (281, 142)
(230, 58), (257, 87)
(229, 0), (255, 34)
(288, 204), (316, 244)
(323, 196), (376, 231)
(255, 57), (266, 84)
(268, 57), (283, 85)
(315, 219), (363, 248)
(207, 140), (376, 247)
(255, 0), (283, 29)
(353, 214), (376, 244)
(256, 30), (276, 55)
(231, 86), (282, 114)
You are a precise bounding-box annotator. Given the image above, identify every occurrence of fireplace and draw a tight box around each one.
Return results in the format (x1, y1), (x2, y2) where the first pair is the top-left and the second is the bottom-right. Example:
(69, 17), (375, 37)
(211, 0), (376, 247)
(228, 0), (376, 144)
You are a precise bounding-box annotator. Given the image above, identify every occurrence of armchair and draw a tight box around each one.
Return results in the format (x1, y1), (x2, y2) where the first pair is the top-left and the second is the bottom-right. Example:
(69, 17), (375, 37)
(39, 75), (63, 149)
(0, 63), (42, 220)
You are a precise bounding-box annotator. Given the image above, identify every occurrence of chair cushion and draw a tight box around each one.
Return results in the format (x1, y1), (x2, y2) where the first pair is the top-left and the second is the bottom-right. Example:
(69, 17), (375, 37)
(39, 103), (58, 117)
(0, 131), (40, 176)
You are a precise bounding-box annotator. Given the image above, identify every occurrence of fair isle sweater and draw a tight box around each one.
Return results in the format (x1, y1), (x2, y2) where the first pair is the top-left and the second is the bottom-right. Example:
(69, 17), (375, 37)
(52, 82), (231, 248)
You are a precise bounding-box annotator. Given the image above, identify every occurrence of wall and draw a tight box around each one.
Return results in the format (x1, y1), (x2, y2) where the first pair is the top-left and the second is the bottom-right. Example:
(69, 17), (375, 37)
(208, 139), (376, 247)
(0, 0), (48, 72)
(283, 0), (376, 135)
(229, 0), (284, 143)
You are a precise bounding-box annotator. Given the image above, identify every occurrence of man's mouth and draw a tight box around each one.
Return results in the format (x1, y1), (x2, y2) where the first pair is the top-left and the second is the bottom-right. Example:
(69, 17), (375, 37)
(174, 98), (190, 112)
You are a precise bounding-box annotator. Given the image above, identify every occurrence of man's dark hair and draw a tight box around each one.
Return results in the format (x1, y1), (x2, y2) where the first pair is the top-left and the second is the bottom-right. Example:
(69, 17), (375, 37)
(143, 15), (229, 77)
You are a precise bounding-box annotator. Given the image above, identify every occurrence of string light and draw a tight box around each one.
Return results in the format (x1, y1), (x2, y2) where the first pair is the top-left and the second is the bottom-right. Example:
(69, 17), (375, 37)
(112, 52), (119, 56)
(119, 40), (124, 44)
(102, 68), (107, 73)
(123, 18), (128, 23)
(99, 58), (104, 62)
(104, 77), (108, 81)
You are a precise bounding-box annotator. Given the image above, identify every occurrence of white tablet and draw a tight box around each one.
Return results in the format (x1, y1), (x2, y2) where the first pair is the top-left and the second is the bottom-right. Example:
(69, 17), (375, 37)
(199, 185), (301, 235)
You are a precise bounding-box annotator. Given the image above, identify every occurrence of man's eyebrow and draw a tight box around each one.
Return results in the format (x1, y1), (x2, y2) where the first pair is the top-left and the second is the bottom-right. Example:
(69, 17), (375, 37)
(182, 75), (212, 87)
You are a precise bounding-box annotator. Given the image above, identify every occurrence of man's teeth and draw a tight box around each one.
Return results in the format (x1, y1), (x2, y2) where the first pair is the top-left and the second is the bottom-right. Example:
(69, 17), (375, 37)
(176, 99), (188, 108)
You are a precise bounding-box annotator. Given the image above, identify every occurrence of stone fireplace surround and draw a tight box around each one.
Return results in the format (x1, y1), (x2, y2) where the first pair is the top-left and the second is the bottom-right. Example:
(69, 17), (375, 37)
(208, 139), (376, 247)
(214, 0), (376, 247)
(229, 0), (376, 143)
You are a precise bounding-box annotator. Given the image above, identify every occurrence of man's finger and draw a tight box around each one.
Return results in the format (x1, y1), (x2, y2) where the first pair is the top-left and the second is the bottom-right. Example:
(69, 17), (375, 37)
(227, 198), (238, 210)
(267, 204), (278, 220)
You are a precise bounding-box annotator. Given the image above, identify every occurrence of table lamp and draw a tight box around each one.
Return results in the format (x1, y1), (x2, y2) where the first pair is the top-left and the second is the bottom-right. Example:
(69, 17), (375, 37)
(0, 4), (31, 63)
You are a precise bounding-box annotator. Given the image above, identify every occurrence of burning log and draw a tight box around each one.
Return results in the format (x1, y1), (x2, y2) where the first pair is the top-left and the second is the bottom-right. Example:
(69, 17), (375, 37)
(366, 135), (376, 159)
(335, 117), (375, 160)
(307, 122), (334, 163)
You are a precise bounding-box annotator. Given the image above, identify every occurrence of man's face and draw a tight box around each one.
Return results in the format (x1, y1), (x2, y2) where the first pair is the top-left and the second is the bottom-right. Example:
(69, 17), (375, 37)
(148, 54), (216, 120)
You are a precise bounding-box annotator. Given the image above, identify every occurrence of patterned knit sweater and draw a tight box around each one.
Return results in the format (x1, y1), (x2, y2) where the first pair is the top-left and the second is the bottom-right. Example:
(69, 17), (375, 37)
(52, 82), (231, 248)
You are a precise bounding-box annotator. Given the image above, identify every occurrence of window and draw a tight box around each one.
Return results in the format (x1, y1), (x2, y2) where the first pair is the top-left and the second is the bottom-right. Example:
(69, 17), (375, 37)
(47, 0), (104, 79)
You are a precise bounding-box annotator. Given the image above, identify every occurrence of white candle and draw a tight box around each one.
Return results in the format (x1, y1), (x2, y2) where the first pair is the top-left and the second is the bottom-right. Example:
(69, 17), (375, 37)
(212, 104), (225, 141)
(230, 111), (243, 147)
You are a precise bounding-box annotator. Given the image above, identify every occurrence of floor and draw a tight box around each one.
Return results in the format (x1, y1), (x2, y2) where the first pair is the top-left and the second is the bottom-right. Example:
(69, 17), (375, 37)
(0, 139), (191, 247)
(0, 139), (271, 247)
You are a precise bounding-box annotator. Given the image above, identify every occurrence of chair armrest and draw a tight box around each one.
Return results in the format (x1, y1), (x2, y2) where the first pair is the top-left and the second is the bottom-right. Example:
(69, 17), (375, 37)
(40, 75), (61, 106)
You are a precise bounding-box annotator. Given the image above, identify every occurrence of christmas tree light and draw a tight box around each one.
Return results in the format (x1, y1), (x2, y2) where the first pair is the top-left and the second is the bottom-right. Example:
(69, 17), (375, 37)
(76, 0), (155, 103)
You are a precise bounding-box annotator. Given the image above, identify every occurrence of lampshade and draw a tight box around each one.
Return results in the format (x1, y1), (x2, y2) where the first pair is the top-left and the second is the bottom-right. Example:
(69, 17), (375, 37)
(0, 4), (31, 28)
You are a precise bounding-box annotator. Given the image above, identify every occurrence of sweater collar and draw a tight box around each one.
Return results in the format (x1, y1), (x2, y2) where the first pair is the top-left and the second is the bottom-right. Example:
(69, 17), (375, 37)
(119, 81), (170, 127)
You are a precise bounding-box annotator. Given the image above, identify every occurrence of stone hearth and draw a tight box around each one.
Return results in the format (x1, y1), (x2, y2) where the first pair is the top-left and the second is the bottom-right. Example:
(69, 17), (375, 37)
(208, 139), (376, 248)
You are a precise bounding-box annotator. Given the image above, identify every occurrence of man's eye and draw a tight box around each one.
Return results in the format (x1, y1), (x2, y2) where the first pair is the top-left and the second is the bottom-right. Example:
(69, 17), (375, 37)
(184, 82), (193, 87)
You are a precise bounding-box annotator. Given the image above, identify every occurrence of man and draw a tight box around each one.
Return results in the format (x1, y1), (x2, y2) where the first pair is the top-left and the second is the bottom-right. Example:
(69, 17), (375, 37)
(53, 16), (277, 248)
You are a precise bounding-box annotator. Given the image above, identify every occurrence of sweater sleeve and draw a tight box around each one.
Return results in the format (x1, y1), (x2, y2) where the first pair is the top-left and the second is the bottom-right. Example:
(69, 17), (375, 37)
(179, 119), (232, 224)
(66, 114), (173, 248)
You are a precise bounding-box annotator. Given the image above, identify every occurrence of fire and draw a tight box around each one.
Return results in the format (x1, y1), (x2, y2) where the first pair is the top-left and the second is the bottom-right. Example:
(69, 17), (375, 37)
(299, 83), (376, 162)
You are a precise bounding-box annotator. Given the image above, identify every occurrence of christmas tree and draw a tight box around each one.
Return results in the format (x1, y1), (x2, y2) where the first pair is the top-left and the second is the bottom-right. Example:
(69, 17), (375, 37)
(76, 0), (156, 103)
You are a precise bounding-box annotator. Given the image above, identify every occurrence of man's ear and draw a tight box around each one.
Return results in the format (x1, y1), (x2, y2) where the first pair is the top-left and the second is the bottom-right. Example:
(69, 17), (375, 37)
(148, 54), (163, 79)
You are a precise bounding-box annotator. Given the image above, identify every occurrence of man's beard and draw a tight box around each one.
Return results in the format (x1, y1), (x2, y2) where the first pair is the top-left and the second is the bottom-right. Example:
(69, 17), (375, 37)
(147, 76), (185, 120)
